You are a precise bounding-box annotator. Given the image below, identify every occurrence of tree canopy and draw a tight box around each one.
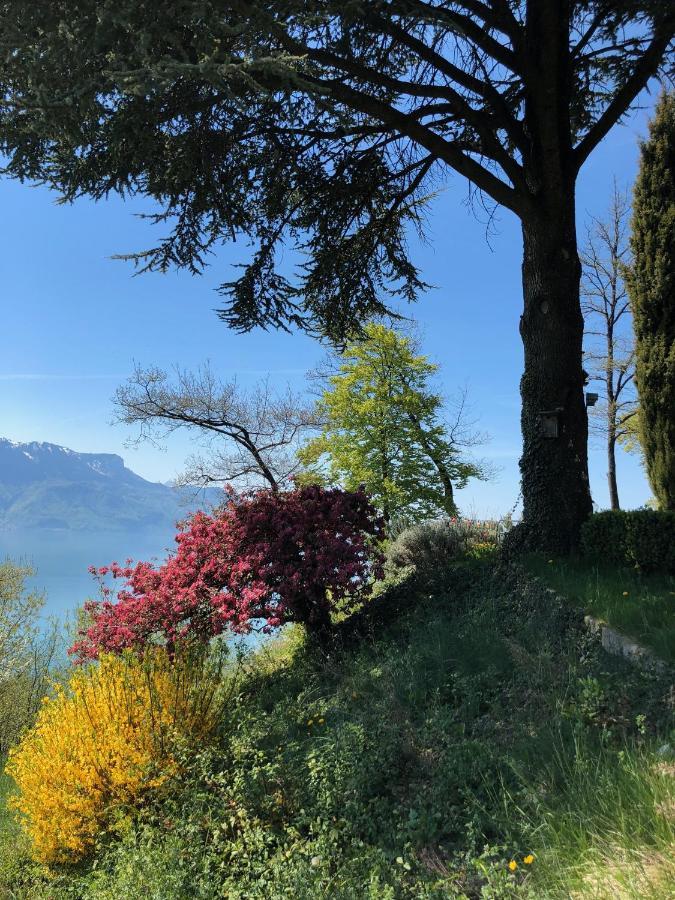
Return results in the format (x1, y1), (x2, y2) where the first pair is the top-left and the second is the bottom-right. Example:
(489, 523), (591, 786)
(114, 364), (317, 491)
(0, 1), (671, 340)
(1, 2), (672, 551)
(299, 323), (486, 526)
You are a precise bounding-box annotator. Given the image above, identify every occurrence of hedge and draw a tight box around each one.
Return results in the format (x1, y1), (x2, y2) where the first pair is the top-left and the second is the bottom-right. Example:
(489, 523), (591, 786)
(580, 510), (675, 574)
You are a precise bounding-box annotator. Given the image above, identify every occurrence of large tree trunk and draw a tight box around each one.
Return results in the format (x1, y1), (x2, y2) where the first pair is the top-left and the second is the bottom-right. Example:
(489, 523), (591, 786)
(518, 196), (593, 553)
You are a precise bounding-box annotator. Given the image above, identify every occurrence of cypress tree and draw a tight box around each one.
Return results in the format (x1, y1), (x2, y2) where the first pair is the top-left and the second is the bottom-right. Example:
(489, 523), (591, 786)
(628, 92), (675, 510)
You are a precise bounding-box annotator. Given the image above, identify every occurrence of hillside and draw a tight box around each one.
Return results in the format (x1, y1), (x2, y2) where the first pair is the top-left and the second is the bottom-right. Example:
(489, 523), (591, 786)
(2, 559), (673, 898)
(0, 439), (220, 531)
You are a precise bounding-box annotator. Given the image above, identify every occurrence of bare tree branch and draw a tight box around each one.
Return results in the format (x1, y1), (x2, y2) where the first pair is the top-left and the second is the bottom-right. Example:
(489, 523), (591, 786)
(582, 182), (640, 507)
(113, 364), (320, 491)
(574, 20), (675, 170)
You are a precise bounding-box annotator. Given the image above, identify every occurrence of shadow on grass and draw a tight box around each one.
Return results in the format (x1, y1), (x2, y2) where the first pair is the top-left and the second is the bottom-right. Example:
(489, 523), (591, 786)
(2, 560), (674, 898)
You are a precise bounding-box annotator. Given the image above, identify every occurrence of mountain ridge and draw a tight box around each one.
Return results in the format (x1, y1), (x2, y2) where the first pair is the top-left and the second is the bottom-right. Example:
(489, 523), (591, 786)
(0, 439), (220, 532)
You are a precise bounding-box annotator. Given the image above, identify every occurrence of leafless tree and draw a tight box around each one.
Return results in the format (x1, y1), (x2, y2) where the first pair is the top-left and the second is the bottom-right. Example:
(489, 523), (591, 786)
(581, 184), (639, 510)
(114, 364), (319, 492)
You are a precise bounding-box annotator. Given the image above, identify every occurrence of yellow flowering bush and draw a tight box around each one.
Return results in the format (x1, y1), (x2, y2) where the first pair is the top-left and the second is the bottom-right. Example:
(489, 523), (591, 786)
(7, 647), (225, 865)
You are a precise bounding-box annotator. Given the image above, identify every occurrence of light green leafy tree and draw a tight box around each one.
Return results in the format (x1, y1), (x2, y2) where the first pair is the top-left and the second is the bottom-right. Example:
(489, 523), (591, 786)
(0, 561), (60, 752)
(298, 324), (487, 528)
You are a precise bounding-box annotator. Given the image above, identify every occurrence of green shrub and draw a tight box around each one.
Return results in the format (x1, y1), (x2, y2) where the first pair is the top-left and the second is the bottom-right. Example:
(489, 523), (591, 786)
(579, 512), (629, 565)
(385, 520), (464, 579)
(581, 510), (675, 573)
(0, 561), (62, 754)
(385, 518), (500, 581)
(625, 511), (675, 573)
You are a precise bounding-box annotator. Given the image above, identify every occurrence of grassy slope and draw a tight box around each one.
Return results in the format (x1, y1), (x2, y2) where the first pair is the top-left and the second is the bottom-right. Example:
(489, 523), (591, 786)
(523, 553), (675, 663)
(2, 561), (674, 899)
(1, 764), (39, 897)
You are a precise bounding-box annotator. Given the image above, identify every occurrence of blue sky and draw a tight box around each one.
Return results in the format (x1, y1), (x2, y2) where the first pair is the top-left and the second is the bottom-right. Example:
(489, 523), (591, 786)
(0, 100), (656, 518)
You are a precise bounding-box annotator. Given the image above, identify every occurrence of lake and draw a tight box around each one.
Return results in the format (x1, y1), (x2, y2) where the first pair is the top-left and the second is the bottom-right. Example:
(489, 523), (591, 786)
(0, 528), (270, 651)
(0, 527), (176, 621)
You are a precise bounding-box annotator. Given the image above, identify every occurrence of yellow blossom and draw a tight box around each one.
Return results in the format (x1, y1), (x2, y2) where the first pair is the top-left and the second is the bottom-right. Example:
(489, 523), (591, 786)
(7, 649), (220, 866)
(523, 854), (534, 865)
(622, 591), (629, 596)
(508, 860), (518, 871)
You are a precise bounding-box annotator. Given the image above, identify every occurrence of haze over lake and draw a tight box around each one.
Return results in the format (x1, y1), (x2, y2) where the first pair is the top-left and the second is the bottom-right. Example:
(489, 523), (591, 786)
(0, 527), (176, 621)
(0, 438), (223, 622)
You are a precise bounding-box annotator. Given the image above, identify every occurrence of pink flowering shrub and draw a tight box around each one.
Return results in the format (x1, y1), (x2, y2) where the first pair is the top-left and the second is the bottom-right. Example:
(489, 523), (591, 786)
(70, 485), (384, 660)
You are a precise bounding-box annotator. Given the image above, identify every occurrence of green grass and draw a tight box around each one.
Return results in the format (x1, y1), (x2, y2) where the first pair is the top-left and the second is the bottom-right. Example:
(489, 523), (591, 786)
(1, 561), (674, 898)
(0, 763), (17, 851)
(524, 553), (675, 664)
(1, 760), (37, 897)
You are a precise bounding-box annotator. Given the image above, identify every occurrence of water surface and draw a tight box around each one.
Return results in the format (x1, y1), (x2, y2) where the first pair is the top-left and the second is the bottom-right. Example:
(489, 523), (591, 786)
(0, 527), (176, 621)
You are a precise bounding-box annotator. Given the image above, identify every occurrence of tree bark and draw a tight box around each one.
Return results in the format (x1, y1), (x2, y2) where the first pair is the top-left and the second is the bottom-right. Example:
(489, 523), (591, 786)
(607, 433), (620, 510)
(606, 306), (620, 510)
(406, 413), (457, 516)
(518, 196), (593, 553)
(511, 2), (594, 554)
(300, 588), (333, 648)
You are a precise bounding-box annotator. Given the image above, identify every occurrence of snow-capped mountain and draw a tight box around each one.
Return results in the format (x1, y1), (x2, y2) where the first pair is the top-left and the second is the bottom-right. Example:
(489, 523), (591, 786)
(0, 439), (220, 531)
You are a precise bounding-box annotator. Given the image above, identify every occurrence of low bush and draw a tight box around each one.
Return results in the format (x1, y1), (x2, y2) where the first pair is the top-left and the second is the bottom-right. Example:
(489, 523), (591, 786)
(581, 510), (675, 573)
(385, 518), (499, 579)
(386, 520), (464, 578)
(7, 647), (228, 866)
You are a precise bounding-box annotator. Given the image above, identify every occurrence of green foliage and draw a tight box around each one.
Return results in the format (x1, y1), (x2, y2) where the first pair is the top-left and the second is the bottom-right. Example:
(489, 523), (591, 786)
(385, 518), (499, 583)
(0, 561), (42, 667)
(524, 552), (675, 663)
(386, 520), (465, 579)
(0, 764), (50, 897)
(627, 90), (675, 511)
(3, 559), (673, 898)
(299, 325), (484, 526)
(580, 510), (675, 574)
(617, 406), (646, 458)
(0, 561), (61, 754)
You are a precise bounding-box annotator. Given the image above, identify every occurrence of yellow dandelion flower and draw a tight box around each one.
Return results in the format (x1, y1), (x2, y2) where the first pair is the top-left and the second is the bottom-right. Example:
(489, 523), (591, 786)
(508, 860), (518, 872)
(307, 719), (313, 726)
(318, 717), (325, 724)
(523, 854), (534, 865)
